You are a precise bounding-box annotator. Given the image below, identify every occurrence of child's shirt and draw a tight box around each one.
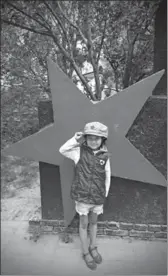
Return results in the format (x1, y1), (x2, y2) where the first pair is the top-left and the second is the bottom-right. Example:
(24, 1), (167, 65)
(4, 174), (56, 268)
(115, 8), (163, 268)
(59, 136), (111, 198)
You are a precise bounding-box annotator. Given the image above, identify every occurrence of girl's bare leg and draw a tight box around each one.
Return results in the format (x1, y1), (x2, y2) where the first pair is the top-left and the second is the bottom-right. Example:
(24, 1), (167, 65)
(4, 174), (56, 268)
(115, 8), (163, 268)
(89, 211), (98, 249)
(79, 215), (92, 261)
(89, 211), (102, 263)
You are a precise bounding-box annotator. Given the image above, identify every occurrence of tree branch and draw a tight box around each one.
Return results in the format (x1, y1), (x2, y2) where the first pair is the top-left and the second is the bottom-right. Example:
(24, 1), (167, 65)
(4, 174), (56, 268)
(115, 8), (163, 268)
(123, 33), (138, 89)
(96, 19), (107, 63)
(50, 30), (93, 101)
(57, 1), (88, 45)
(36, 55), (48, 70)
(43, 1), (72, 55)
(29, 66), (37, 78)
(52, 30), (96, 100)
(51, 34), (72, 63)
(105, 56), (119, 92)
(85, 4), (101, 100)
(123, 12), (151, 89)
(6, 1), (50, 31)
(71, 61), (96, 101)
(9, 72), (30, 80)
(2, 19), (51, 36)
(35, 11), (52, 30)
(135, 73), (146, 83)
(50, 33), (94, 99)
(50, 24), (96, 100)
(28, 65), (45, 87)
(3, 2), (95, 101)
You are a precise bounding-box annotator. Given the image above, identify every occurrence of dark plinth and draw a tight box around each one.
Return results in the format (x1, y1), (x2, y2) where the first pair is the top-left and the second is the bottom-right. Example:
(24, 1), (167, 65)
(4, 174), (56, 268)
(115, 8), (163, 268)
(38, 100), (63, 220)
(153, 0), (167, 95)
(39, 163), (63, 219)
(101, 177), (166, 224)
(38, 98), (166, 224)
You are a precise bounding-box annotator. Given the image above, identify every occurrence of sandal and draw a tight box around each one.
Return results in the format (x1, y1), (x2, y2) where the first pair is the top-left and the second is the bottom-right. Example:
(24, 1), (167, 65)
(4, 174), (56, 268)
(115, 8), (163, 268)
(83, 252), (97, 270)
(89, 246), (102, 264)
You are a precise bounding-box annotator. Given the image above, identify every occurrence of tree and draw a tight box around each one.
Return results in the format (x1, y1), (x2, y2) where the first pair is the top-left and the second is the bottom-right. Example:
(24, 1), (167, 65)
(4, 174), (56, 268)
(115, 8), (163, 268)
(1, 24), (56, 93)
(1, 0), (104, 100)
(103, 0), (160, 90)
(1, 0), (161, 100)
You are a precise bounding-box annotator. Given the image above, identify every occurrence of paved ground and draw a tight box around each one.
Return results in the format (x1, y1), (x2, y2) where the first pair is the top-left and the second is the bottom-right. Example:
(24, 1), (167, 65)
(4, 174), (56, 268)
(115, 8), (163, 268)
(1, 221), (167, 276)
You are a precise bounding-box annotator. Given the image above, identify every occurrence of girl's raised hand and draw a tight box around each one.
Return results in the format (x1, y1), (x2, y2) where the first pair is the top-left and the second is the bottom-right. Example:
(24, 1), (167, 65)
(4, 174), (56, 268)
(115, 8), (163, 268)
(74, 132), (84, 142)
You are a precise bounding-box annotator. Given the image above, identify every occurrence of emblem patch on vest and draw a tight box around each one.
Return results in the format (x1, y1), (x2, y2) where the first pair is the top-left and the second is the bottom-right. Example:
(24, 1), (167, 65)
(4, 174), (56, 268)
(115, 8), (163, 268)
(100, 159), (105, 165)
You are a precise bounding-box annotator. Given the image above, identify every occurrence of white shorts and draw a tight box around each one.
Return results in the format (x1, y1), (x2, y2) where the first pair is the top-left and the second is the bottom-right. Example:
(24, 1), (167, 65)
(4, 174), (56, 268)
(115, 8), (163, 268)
(75, 201), (103, 216)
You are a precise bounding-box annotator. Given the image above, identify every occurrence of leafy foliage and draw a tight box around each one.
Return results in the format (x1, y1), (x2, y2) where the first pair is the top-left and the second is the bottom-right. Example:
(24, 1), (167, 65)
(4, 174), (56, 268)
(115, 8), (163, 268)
(1, 0), (160, 98)
(1, 0), (162, 148)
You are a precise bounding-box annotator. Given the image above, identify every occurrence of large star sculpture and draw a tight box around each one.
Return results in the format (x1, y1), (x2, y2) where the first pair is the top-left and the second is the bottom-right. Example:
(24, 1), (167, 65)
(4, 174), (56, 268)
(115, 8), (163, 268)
(2, 58), (166, 226)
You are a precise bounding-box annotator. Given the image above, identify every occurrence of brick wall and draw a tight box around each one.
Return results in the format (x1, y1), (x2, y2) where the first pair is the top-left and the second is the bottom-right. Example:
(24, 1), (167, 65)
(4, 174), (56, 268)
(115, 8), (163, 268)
(29, 219), (167, 241)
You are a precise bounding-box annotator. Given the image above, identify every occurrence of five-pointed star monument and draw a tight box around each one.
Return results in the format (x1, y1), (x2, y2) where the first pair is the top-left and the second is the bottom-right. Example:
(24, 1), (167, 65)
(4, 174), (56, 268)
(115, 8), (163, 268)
(2, 58), (166, 226)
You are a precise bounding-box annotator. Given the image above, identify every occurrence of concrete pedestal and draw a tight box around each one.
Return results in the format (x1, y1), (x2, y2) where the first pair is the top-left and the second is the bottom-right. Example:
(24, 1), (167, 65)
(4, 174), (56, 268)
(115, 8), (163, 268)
(38, 100), (63, 220)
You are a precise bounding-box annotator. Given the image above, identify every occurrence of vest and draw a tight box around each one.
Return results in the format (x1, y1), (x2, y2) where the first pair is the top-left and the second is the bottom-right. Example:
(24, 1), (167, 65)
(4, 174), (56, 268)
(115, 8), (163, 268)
(71, 143), (109, 205)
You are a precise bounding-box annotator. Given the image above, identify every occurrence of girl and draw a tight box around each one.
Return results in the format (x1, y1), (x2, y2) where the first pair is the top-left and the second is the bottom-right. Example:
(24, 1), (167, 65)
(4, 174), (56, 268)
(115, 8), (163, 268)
(59, 122), (111, 270)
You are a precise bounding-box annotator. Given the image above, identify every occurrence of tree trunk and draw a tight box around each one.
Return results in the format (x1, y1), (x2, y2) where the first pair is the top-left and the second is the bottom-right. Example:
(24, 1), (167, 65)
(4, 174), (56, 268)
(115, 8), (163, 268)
(123, 36), (137, 89)
(85, 3), (102, 101)
(153, 0), (167, 95)
(114, 72), (119, 92)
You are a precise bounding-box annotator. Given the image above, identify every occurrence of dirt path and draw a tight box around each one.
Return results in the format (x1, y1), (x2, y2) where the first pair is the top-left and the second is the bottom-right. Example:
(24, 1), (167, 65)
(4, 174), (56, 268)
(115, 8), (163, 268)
(1, 184), (41, 221)
(1, 155), (41, 221)
(1, 182), (41, 221)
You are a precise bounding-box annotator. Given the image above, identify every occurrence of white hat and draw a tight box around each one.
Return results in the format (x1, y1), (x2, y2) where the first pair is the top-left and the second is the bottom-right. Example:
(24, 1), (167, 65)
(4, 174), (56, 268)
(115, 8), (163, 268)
(84, 122), (108, 138)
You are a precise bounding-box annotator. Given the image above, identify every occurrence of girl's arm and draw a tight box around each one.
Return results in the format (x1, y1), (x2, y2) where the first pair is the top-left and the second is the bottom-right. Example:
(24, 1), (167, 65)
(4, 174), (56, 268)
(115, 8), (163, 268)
(105, 159), (111, 197)
(59, 133), (83, 164)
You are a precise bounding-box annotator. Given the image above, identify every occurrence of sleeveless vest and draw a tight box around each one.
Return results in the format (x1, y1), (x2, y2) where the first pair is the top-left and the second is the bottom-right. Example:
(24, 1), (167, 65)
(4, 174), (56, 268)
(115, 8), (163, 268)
(71, 144), (109, 205)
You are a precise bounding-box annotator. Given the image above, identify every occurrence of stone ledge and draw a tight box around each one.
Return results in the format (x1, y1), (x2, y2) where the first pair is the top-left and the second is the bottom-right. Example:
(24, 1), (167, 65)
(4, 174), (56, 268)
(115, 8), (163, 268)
(154, 232), (167, 239)
(129, 230), (154, 239)
(148, 224), (162, 232)
(105, 229), (129, 237)
(120, 222), (133, 230)
(133, 224), (148, 231)
(161, 225), (167, 232)
(29, 219), (167, 241)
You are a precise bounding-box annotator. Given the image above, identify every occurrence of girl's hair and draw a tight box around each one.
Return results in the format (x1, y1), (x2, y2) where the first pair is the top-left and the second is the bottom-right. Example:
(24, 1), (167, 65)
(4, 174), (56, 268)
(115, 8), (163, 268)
(101, 137), (107, 147)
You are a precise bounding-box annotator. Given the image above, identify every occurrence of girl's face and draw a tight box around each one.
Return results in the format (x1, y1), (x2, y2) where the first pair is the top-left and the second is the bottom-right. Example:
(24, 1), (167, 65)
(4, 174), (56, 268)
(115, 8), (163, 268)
(86, 135), (102, 150)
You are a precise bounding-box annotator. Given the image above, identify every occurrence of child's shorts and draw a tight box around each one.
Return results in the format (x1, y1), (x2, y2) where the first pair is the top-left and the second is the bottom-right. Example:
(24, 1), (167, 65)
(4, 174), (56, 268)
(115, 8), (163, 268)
(75, 201), (103, 216)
